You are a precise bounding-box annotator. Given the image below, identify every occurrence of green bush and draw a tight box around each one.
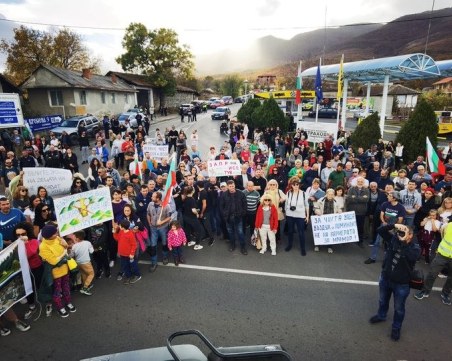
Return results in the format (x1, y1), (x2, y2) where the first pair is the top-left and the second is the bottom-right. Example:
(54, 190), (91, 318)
(350, 112), (381, 149)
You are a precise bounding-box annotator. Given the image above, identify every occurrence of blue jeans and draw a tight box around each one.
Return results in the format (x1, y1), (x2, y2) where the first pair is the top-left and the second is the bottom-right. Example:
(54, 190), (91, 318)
(226, 216), (245, 249)
(120, 256), (141, 279)
(377, 275), (410, 330)
(207, 210), (221, 236)
(370, 234), (383, 261)
(286, 216), (306, 253)
(150, 226), (169, 265)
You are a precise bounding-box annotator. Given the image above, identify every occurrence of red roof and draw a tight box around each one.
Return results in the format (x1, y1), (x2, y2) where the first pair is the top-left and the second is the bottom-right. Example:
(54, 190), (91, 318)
(432, 77), (452, 85)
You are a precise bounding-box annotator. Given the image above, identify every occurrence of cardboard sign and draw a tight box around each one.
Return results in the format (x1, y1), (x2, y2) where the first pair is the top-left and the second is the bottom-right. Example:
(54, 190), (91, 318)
(207, 159), (241, 177)
(54, 187), (113, 237)
(311, 211), (359, 245)
(297, 122), (337, 143)
(23, 167), (73, 197)
(142, 144), (168, 162)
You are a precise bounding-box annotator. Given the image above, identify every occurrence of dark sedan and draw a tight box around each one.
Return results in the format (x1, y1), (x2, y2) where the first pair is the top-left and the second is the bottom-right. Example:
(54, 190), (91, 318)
(211, 107), (231, 120)
(308, 107), (338, 119)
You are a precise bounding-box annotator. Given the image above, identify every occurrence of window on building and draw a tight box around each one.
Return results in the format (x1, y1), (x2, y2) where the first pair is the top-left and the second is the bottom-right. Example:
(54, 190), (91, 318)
(124, 93), (129, 104)
(111, 93), (116, 104)
(101, 92), (106, 104)
(49, 90), (63, 106)
(79, 90), (87, 105)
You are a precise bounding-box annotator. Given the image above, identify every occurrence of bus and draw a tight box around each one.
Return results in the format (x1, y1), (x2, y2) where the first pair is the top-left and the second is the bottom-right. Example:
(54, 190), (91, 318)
(436, 111), (452, 135)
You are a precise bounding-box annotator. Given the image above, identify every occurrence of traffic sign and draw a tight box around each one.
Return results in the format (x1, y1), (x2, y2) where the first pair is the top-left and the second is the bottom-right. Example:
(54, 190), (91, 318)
(0, 93), (24, 128)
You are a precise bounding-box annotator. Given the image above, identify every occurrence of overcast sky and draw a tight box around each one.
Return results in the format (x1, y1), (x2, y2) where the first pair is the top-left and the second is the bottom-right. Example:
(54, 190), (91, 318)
(0, 0), (451, 73)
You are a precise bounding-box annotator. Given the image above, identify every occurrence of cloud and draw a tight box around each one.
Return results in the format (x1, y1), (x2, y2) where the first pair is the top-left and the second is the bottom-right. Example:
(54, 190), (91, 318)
(257, 0), (281, 17)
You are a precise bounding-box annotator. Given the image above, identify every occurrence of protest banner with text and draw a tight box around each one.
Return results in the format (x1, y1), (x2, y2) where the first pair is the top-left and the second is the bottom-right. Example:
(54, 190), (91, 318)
(142, 144), (168, 162)
(311, 211), (359, 245)
(207, 159), (241, 177)
(23, 167), (73, 197)
(297, 122), (337, 143)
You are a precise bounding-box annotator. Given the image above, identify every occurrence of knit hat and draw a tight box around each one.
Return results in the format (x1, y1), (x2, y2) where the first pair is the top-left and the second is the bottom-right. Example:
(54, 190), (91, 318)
(41, 224), (58, 239)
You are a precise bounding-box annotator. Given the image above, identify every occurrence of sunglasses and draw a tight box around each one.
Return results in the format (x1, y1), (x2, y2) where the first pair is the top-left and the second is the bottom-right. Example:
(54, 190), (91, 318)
(42, 208), (49, 212)
(75, 181), (81, 184)
(263, 199), (271, 202)
(20, 189), (28, 192)
(292, 183), (300, 186)
(16, 232), (27, 237)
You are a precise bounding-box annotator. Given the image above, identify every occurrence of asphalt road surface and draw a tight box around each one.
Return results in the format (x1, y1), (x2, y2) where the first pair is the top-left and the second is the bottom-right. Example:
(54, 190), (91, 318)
(3, 106), (450, 361)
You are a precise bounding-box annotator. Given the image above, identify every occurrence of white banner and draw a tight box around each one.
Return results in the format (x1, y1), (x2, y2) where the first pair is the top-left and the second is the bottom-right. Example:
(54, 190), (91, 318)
(0, 241), (33, 316)
(54, 188), (113, 237)
(311, 211), (359, 245)
(23, 167), (73, 197)
(297, 122), (337, 143)
(207, 159), (241, 177)
(142, 144), (168, 162)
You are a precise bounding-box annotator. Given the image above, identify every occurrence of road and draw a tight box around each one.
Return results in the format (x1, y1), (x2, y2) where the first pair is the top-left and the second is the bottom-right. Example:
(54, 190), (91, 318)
(3, 105), (450, 361)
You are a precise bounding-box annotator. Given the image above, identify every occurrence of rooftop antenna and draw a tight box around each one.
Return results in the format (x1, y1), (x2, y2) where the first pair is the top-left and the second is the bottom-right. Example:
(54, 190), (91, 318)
(423, 0), (436, 55)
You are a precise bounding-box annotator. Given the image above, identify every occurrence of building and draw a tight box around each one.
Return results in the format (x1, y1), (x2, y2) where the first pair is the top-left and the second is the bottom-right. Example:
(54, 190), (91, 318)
(21, 65), (137, 118)
(432, 77), (452, 98)
(0, 74), (21, 94)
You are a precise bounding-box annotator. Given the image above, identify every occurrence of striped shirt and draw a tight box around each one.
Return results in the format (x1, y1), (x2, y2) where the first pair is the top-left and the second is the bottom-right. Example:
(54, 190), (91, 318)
(243, 189), (260, 213)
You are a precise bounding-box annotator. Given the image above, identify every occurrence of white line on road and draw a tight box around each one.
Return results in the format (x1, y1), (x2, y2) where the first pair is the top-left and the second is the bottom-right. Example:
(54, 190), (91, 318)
(138, 261), (443, 291)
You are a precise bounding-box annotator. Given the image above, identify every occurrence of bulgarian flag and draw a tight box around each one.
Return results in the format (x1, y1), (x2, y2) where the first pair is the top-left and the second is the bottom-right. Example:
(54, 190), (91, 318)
(162, 153), (177, 208)
(133, 146), (142, 180)
(295, 61), (302, 105)
(426, 136), (446, 175)
(266, 151), (275, 177)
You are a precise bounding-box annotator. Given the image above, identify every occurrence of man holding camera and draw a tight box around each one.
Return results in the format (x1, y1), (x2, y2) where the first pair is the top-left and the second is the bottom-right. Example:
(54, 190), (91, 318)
(368, 223), (420, 341)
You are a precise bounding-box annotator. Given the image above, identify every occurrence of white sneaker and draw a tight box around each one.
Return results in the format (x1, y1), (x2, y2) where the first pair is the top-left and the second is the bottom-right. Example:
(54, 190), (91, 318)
(271, 251), (276, 256)
(109, 260), (115, 268)
(187, 241), (196, 247)
(259, 249), (265, 254)
(193, 244), (203, 250)
(314, 246), (319, 252)
(328, 247), (333, 254)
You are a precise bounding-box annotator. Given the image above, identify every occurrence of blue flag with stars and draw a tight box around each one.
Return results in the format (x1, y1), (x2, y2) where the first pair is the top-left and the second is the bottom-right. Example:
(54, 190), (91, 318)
(315, 64), (323, 103)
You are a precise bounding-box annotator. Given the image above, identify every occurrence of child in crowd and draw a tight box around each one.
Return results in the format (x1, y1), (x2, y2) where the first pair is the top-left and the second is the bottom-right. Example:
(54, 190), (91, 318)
(167, 220), (187, 266)
(113, 219), (141, 284)
(419, 209), (441, 264)
(89, 222), (110, 279)
(38, 224), (76, 318)
(71, 230), (95, 296)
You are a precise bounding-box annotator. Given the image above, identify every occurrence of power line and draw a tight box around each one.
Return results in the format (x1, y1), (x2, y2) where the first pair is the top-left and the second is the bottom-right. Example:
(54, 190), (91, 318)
(0, 12), (452, 33)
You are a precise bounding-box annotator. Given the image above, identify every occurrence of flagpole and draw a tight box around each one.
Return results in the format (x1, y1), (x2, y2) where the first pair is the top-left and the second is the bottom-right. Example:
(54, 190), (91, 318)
(336, 54), (344, 139)
(296, 60), (303, 123)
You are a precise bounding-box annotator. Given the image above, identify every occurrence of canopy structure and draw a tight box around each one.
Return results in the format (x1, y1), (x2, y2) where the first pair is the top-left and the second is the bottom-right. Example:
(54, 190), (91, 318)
(300, 53), (452, 135)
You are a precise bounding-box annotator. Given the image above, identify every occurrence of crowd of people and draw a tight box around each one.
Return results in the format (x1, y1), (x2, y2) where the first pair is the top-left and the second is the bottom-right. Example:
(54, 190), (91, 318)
(0, 116), (451, 342)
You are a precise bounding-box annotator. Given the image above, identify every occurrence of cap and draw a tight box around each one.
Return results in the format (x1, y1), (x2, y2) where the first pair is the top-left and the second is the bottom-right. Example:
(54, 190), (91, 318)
(41, 224), (58, 239)
(352, 168), (359, 173)
(220, 182), (227, 187)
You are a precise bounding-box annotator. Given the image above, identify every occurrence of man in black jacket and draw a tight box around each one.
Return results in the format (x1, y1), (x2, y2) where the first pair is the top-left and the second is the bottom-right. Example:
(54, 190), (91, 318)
(368, 223), (420, 341)
(219, 180), (248, 255)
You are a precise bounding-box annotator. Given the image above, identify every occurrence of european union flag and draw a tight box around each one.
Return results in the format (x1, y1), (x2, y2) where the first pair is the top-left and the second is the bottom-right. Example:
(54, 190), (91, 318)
(315, 64), (323, 103)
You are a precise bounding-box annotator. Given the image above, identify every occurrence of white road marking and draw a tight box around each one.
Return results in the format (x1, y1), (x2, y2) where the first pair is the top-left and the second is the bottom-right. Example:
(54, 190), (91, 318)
(138, 261), (443, 291)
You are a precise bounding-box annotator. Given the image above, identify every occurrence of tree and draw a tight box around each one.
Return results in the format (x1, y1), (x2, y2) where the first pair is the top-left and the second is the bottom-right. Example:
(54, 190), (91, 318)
(0, 25), (98, 85)
(251, 97), (289, 131)
(116, 23), (194, 102)
(220, 75), (243, 99)
(422, 90), (452, 110)
(237, 98), (261, 127)
(395, 98), (438, 163)
(350, 112), (381, 150)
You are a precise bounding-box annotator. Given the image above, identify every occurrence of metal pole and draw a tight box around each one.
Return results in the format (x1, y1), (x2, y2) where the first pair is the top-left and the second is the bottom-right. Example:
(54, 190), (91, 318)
(380, 75), (390, 136)
(341, 78), (348, 129)
(365, 81), (371, 116)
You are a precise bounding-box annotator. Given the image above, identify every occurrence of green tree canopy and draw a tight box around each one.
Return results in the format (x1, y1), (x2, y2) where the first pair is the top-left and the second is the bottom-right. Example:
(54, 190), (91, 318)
(220, 75), (243, 99)
(0, 25), (99, 85)
(350, 112), (381, 150)
(116, 23), (194, 97)
(422, 90), (452, 110)
(395, 98), (438, 163)
(237, 98), (261, 127)
(251, 97), (288, 131)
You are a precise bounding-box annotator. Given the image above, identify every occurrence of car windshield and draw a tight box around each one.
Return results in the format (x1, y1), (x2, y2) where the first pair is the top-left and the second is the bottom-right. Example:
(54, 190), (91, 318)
(59, 120), (79, 128)
(216, 108), (227, 113)
(127, 109), (138, 113)
(118, 115), (129, 121)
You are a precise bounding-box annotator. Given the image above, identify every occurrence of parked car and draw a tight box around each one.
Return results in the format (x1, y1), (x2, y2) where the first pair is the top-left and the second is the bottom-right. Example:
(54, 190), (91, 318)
(211, 106), (231, 120)
(308, 107), (338, 119)
(118, 112), (143, 128)
(221, 96), (233, 105)
(234, 97), (244, 103)
(51, 115), (100, 144)
(353, 109), (374, 119)
(210, 99), (225, 109)
(302, 101), (314, 111)
(179, 103), (194, 115)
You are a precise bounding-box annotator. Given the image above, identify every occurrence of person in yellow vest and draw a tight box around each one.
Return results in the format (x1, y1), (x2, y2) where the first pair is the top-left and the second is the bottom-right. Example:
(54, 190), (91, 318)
(39, 224), (77, 317)
(414, 221), (452, 305)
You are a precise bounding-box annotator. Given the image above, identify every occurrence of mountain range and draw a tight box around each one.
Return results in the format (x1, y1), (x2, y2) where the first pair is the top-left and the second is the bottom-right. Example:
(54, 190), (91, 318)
(195, 7), (452, 76)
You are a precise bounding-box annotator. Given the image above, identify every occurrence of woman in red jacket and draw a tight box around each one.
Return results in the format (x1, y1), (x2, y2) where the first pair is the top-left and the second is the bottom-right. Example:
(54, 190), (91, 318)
(255, 195), (279, 255)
